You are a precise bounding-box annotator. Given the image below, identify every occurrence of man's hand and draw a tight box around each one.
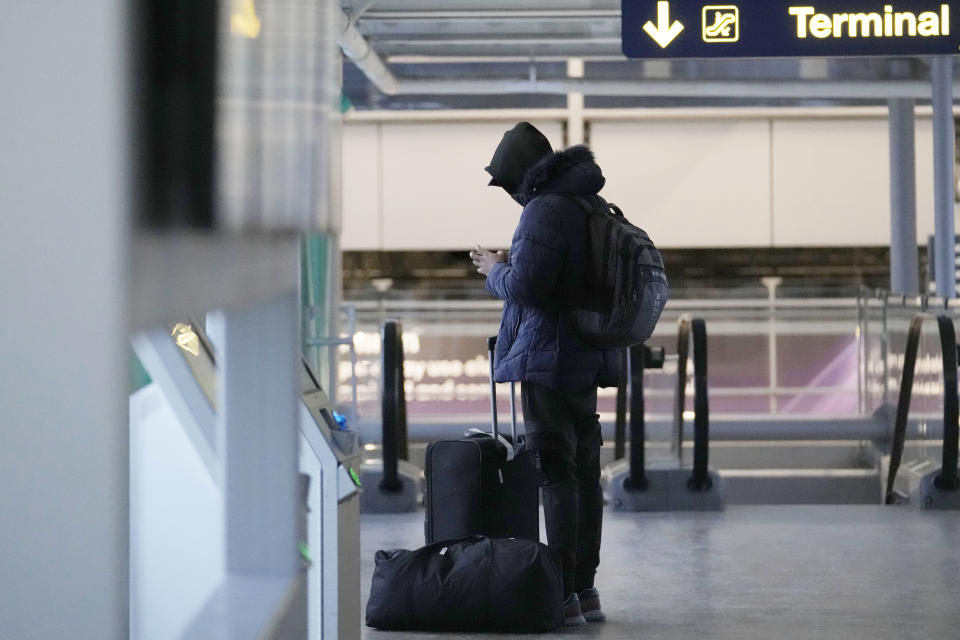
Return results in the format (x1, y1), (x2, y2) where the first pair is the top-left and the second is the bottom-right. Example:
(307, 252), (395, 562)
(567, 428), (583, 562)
(469, 245), (507, 276)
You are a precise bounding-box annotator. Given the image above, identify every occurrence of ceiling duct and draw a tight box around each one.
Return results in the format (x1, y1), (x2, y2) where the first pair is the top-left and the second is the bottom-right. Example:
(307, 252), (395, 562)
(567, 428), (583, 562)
(337, 9), (399, 94)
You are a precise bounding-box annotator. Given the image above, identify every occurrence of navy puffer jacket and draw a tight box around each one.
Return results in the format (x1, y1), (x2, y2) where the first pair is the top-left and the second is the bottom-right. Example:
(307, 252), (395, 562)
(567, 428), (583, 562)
(486, 145), (620, 389)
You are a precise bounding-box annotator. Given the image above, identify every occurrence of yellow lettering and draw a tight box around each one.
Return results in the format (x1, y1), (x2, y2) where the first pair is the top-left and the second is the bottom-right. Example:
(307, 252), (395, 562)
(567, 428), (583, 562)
(918, 11), (940, 35)
(790, 6), (815, 37)
(788, 4), (950, 40)
(849, 12), (882, 37)
(810, 13), (833, 37)
(833, 13), (849, 37)
(895, 11), (917, 36)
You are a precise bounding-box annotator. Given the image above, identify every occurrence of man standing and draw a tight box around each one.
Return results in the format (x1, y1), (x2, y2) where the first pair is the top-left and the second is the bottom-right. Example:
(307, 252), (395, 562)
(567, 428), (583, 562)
(470, 122), (619, 626)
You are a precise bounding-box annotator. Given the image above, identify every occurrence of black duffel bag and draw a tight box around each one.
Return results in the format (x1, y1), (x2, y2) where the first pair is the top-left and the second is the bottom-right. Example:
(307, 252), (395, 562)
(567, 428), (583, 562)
(365, 535), (563, 633)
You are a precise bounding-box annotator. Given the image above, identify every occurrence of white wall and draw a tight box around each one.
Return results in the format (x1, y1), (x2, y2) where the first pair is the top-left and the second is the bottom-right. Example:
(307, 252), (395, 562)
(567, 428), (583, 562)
(342, 119), (564, 250)
(591, 119), (772, 247)
(341, 111), (939, 250)
(341, 123), (382, 250)
(772, 117), (935, 246)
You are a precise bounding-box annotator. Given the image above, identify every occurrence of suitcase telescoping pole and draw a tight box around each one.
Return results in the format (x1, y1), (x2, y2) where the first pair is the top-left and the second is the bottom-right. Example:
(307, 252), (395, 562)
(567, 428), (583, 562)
(487, 336), (518, 444)
(487, 337), (499, 441)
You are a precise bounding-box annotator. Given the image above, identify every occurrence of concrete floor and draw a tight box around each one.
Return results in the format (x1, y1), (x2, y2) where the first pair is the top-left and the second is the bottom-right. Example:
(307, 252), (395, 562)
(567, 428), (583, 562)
(360, 506), (960, 639)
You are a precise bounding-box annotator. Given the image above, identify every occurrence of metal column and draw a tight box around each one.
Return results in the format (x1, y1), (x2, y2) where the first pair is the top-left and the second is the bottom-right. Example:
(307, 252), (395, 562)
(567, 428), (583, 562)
(761, 276), (782, 413)
(888, 98), (919, 295)
(931, 57), (956, 299)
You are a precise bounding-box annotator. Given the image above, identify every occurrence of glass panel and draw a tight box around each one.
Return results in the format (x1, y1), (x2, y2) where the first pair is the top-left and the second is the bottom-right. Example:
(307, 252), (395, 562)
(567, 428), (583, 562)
(338, 293), (870, 443)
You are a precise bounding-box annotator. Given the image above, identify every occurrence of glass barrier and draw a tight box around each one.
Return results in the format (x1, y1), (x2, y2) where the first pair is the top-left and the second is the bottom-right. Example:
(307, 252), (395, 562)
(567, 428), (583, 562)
(326, 290), (874, 442)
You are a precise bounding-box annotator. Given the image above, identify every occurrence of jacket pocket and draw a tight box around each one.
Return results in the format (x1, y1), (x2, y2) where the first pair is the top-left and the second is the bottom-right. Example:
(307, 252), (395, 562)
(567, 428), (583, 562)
(513, 307), (524, 342)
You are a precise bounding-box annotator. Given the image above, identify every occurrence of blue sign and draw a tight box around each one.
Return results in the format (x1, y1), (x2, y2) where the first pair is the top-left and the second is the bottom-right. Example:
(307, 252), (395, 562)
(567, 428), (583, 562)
(622, 0), (960, 58)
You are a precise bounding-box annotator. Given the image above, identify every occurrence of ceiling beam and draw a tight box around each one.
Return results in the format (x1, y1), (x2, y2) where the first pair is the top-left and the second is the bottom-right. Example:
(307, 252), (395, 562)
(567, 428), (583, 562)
(387, 77), (960, 99)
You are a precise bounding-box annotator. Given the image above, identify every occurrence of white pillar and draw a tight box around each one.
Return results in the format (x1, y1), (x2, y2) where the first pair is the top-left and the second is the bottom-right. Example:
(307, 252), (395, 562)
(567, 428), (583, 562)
(0, 1), (129, 637)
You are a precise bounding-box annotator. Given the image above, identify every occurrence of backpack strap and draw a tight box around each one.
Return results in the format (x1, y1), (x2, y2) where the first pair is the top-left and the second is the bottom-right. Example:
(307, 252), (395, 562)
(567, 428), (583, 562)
(552, 193), (621, 218)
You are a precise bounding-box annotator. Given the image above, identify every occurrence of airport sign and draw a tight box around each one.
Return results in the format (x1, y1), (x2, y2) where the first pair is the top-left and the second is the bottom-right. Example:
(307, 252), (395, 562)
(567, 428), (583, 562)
(622, 0), (960, 58)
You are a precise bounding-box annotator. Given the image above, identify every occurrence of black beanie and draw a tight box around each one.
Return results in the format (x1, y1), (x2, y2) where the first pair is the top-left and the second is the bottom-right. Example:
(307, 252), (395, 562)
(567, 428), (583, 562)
(484, 122), (553, 195)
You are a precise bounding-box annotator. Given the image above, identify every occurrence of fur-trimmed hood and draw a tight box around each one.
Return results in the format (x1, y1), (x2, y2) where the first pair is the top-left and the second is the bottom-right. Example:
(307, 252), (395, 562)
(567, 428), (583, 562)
(515, 144), (605, 205)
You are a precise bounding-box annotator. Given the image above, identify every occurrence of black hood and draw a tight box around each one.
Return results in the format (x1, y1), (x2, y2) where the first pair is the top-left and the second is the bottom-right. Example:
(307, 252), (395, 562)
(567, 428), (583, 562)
(484, 122), (554, 196)
(515, 145), (605, 205)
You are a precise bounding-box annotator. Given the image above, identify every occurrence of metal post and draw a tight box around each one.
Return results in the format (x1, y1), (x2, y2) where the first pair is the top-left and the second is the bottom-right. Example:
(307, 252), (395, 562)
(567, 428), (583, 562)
(859, 285), (873, 416)
(931, 57), (956, 299)
(566, 58), (585, 146)
(345, 304), (360, 427)
(888, 98), (919, 295)
(761, 276), (782, 413)
(882, 295), (890, 409)
(328, 235), (342, 406)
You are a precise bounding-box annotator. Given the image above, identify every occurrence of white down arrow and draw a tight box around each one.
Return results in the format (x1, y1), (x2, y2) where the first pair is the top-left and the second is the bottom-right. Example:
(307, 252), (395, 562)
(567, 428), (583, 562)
(643, 1), (684, 48)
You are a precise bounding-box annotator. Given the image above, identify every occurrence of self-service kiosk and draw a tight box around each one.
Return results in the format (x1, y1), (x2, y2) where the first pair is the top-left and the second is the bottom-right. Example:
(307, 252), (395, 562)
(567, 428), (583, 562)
(298, 362), (362, 639)
(132, 318), (362, 639)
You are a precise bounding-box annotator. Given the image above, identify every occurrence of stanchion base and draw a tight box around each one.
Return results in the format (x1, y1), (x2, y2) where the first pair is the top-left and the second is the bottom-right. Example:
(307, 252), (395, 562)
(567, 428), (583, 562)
(916, 470), (960, 510)
(358, 459), (423, 513)
(605, 460), (724, 512)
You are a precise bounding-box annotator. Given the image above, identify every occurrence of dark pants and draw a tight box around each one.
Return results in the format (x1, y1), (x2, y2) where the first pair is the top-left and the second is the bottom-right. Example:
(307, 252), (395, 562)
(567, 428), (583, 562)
(521, 381), (603, 597)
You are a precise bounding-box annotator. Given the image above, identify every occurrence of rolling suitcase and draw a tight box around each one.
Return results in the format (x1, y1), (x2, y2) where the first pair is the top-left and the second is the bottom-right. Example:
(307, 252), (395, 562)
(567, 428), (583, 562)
(424, 337), (540, 544)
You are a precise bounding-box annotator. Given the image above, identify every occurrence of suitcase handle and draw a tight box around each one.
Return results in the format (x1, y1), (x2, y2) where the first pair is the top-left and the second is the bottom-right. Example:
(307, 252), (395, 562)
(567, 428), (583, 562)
(487, 336), (518, 445)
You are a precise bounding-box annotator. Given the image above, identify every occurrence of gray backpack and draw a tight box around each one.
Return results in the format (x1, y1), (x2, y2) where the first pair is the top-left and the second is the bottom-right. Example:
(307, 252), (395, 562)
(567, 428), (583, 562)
(563, 194), (669, 348)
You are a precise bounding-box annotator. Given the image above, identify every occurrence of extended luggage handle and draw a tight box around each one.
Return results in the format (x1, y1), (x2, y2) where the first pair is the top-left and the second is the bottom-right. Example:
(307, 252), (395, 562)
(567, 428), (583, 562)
(674, 316), (712, 492)
(885, 313), (960, 503)
(485, 336), (518, 455)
